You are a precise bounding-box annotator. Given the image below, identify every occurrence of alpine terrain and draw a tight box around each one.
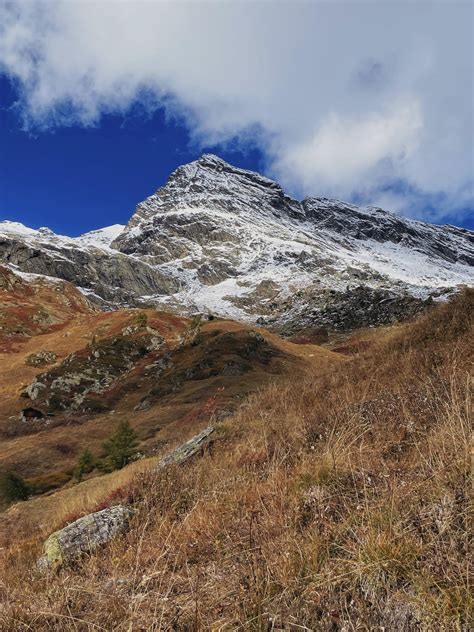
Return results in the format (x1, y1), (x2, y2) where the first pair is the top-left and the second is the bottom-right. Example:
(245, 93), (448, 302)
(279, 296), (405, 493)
(0, 155), (472, 631)
(1, 154), (472, 334)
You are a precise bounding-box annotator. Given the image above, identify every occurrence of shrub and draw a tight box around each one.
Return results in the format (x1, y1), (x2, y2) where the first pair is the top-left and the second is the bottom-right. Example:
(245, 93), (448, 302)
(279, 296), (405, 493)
(135, 312), (148, 328)
(0, 471), (30, 502)
(73, 448), (95, 482)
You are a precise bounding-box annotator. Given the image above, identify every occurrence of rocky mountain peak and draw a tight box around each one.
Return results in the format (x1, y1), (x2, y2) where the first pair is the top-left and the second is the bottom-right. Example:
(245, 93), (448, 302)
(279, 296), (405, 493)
(171, 153), (282, 192)
(111, 154), (303, 255)
(1, 155), (472, 328)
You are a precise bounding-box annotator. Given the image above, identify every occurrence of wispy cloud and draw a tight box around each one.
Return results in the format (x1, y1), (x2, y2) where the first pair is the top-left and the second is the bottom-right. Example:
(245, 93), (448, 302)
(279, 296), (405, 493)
(0, 1), (472, 222)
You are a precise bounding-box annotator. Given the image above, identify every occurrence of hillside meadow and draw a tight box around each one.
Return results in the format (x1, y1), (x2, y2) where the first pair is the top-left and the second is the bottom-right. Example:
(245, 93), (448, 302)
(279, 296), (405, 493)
(0, 290), (471, 630)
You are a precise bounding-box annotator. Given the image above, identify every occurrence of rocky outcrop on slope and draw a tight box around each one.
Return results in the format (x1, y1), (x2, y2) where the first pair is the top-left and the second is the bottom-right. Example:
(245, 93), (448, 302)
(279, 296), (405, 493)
(133, 327), (287, 414)
(268, 286), (435, 336)
(156, 426), (215, 469)
(25, 331), (164, 414)
(0, 265), (96, 340)
(25, 350), (57, 367)
(0, 223), (178, 305)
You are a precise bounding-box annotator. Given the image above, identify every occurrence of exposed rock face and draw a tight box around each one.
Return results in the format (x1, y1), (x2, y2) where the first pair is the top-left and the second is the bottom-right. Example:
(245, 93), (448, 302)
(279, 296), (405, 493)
(0, 265), (22, 291)
(25, 332), (164, 414)
(37, 505), (134, 570)
(266, 286), (434, 335)
(1, 155), (472, 329)
(302, 198), (474, 266)
(0, 223), (177, 305)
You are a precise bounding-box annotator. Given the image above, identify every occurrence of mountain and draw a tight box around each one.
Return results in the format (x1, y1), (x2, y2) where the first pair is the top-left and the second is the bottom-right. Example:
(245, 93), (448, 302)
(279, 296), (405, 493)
(1, 154), (472, 331)
(0, 222), (178, 304)
(0, 158), (472, 630)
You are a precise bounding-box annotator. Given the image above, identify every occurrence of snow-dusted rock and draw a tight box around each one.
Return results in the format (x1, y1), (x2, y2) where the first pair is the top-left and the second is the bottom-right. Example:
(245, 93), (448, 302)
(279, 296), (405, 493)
(2, 155), (473, 329)
(0, 220), (177, 304)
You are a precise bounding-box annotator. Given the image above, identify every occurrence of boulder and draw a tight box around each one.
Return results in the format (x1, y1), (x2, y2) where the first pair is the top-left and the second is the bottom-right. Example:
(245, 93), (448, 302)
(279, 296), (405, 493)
(37, 505), (134, 570)
(156, 426), (215, 469)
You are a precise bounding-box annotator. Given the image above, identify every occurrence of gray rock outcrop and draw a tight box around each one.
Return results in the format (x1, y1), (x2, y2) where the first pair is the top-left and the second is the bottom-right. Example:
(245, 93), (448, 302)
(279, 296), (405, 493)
(25, 350), (57, 367)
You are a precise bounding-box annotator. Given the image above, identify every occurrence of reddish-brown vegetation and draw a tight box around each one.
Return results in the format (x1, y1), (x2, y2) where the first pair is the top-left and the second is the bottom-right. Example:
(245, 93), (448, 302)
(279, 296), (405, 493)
(0, 290), (471, 630)
(0, 270), (335, 512)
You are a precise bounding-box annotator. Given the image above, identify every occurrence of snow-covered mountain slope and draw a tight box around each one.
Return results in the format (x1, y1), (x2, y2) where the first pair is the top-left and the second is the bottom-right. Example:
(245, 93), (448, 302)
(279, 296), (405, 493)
(111, 154), (473, 321)
(1, 154), (472, 330)
(76, 224), (126, 248)
(0, 220), (178, 304)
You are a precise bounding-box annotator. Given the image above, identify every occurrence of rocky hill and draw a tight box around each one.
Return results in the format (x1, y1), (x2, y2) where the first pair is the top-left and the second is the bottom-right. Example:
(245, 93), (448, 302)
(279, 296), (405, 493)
(0, 267), (334, 504)
(0, 265), (96, 347)
(1, 155), (472, 332)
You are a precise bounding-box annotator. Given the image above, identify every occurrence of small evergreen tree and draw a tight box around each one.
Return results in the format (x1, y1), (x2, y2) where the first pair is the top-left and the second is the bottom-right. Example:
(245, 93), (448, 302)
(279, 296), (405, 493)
(0, 471), (30, 502)
(73, 448), (94, 483)
(135, 312), (148, 328)
(190, 313), (202, 330)
(102, 419), (138, 471)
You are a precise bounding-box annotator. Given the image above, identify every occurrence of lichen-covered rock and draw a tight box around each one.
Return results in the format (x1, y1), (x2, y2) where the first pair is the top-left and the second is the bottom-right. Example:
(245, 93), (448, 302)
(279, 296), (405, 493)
(156, 426), (215, 469)
(25, 379), (47, 400)
(37, 505), (134, 570)
(121, 324), (141, 336)
(31, 308), (54, 325)
(25, 350), (57, 367)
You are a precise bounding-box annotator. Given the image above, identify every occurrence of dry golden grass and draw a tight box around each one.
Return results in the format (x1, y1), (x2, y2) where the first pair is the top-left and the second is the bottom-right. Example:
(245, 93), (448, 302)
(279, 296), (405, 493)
(0, 290), (472, 631)
(0, 305), (336, 508)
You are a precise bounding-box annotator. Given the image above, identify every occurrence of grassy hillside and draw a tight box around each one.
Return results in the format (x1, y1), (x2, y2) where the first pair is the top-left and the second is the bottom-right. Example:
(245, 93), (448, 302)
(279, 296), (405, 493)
(0, 290), (471, 630)
(0, 268), (339, 516)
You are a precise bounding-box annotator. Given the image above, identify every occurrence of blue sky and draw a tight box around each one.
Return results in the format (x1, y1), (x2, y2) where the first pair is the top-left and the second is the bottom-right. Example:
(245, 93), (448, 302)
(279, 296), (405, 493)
(0, 76), (263, 236)
(0, 2), (472, 234)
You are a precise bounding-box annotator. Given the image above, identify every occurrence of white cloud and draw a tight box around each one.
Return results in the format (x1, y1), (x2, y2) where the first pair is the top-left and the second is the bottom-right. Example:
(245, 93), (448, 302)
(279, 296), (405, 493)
(0, 0), (472, 222)
(273, 99), (423, 197)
